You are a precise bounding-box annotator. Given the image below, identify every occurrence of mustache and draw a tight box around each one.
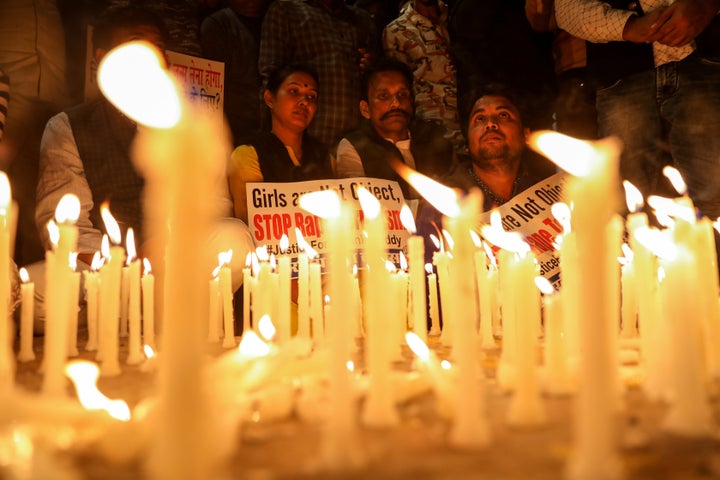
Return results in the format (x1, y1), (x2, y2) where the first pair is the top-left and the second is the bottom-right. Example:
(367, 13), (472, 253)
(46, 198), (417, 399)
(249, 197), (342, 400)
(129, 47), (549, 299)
(380, 109), (411, 121)
(480, 130), (505, 141)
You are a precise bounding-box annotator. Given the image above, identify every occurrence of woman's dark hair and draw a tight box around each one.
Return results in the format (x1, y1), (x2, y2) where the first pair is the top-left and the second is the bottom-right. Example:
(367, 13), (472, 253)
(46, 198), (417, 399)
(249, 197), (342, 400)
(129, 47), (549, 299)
(360, 57), (414, 101)
(92, 5), (168, 51)
(265, 63), (320, 95)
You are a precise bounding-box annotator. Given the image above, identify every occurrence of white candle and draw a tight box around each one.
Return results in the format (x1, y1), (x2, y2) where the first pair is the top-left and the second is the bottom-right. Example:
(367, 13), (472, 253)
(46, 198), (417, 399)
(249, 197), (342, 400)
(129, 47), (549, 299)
(84, 253), (102, 352)
(207, 273), (221, 342)
(445, 191), (491, 448)
(532, 132), (622, 479)
(99, 233), (124, 377)
(141, 259), (156, 351)
(67, 261), (80, 357)
(309, 258), (323, 339)
(407, 236), (427, 343)
(0, 173), (13, 387)
(474, 243), (495, 349)
(119, 265), (129, 338)
(542, 291), (573, 395)
(242, 253), (252, 335)
(694, 218), (720, 379)
(277, 235), (292, 342)
(619, 252), (638, 338)
(426, 264), (440, 336)
(220, 252), (236, 348)
(126, 229), (143, 365)
(17, 268), (35, 362)
(357, 187), (398, 427)
(296, 246), (310, 339)
(433, 249), (452, 346)
(42, 194), (79, 395)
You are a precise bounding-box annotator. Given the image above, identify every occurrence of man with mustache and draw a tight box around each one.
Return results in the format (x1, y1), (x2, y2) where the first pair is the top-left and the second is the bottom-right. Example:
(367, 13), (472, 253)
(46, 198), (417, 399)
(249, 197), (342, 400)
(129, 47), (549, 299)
(335, 57), (455, 204)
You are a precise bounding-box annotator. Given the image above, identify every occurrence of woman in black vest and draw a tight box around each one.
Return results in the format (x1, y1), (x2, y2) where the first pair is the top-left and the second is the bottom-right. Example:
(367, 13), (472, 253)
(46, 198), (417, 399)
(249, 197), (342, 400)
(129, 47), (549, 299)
(228, 63), (334, 222)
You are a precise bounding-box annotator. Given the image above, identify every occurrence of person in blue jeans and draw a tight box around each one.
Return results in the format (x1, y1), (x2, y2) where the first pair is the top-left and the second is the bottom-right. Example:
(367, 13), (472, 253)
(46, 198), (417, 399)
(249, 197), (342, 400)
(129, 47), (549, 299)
(555, 0), (720, 225)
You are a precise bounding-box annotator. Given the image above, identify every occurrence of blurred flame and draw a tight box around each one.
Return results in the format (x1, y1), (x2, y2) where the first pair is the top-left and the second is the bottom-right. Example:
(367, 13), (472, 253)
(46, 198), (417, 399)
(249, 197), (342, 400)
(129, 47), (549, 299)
(98, 41), (181, 129)
(551, 202), (572, 233)
(126, 228), (136, 265)
(257, 314), (276, 341)
(280, 234), (289, 252)
(0, 173), (10, 213)
(55, 194), (81, 224)
(100, 203), (121, 245)
(143, 344), (155, 359)
(425, 263), (434, 274)
(69, 252), (78, 271)
(440, 360), (452, 370)
(441, 229), (454, 251)
(429, 234), (440, 250)
(357, 187), (381, 219)
(621, 243), (634, 262)
(255, 245), (268, 262)
(101, 235), (110, 259)
(535, 276), (554, 295)
(299, 190), (340, 218)
(623, 181), (643, 213)
(142, 257), (152, 276)
(647, 195), (695, 224)
(218, 249), (233, 266)
(401, 168), (460, 218)
(481, 219), (530, 255)
(399, 204), (416, 233)
(346, 360), (354, 372)
(399, 251), (408, 270)
(529, 131), (594, 177)
(19, 267), (29, 283)
(65, 361), (131, 421)
(634, 226), (677, 260)
(237, 331), (271, 358)
(47, 220), (60, 247)
(405, 332), (430, 360)
(663, 166), (687, 195)
(385, 260), (396, 273)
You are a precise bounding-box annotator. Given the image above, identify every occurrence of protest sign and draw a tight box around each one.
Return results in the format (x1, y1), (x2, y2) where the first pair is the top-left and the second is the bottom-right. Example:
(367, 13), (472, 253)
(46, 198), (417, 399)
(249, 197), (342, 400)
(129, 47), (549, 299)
(247, 178), (410, 277)
(166, 51), (224, 122)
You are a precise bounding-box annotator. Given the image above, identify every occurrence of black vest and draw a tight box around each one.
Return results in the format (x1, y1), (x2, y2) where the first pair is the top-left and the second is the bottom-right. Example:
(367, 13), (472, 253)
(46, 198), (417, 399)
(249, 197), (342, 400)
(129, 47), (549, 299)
(240, 130), (333, 182)
(66, 99), (144, 244)
(345, 119), (453, 199)
(587, 0), (720, 88)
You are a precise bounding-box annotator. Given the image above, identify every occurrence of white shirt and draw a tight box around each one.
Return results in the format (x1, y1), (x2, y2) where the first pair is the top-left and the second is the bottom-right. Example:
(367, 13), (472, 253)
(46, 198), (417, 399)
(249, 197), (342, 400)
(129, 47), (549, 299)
(335, 135), (416, 178)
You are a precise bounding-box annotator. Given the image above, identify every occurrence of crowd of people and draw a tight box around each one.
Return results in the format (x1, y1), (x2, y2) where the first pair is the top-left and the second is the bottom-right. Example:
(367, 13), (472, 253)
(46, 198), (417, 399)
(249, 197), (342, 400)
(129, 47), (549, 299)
(0, 0), (718, 328)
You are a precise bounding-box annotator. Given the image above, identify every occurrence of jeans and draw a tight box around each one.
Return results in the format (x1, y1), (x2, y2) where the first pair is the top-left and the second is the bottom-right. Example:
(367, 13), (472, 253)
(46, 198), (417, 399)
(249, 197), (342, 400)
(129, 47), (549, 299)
(596, 52), (720, 219)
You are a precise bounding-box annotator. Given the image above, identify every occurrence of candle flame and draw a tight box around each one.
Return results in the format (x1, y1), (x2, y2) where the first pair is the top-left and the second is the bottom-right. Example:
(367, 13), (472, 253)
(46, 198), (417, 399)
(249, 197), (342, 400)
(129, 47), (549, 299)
(19, 267), (29, 283)
(143, 257), (152, 275)
(143, 344), (155, 359)
(255, 245), (268, 262)
(441, 229), (454, 251)
(299, 190), (341, 218)
(663, 166), (687, 195)
(280, 234), (289, 253)
(251, 252), (260, 275)
(55, 194), (81, 224)
(483, 241), (497, 266)
(385, 260), (396, 273)
(101, 235), (110, 259)
(551, 202), (572, 233)
(469, 230), (482, 248)
(440, 360), (452, 370)
(425, 263), (434, 274)
(270, 254), (277, 270)
(481, 220), (529, 255)
(295, 228), (309, 252)
(429, 234), (440, 250)
(399, 167), (460, 217)
(237, 330), (271, 358)
(47, 220), (60, 247)
(535, 276), (554, 295)
(714, 218), (720, 235)
(357, 187), (381, 219)
(405, 332), (430, 360)
(0, 172), (10, 213)
(126, 228), (136, 265)
(218, 249), (233, 266)
(399, 204), (416, 233)
(634, 226), (677, 260)
(399, 251), (408, 270)
(98, 41), (181, 129)
(621, 243), (634, 262)
(647, 196), (695, 224)
(658, 266), (666, 283)
(623, 181), (644, 213)
(212, 265), (221, 278)
(65, 361), (131, 421)
(100, 203), (122, 245)
(529, 131), (595, 177)
(346, 360), (354, 372)
(257, 314), (276, 341)
(69, 252), (78, 271)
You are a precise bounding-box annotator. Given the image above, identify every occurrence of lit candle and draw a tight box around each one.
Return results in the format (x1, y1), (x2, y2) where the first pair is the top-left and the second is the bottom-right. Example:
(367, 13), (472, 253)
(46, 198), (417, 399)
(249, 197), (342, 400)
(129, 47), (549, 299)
(433, 246), (452, 345)
(141, 258), (156, 351)
(425, 263), (440, 336)
(207, 267), (221, 342)
(67, 253), (80, 357)
(296, 228), (310, 339)
(697, 218), (720, 378)
(17, 267), (35, 362)
(242, 252), (252, 336)
(101, 41), (220, 477)
(42, 193), (80, 396)
(401, 206), (427, 343)
(309, 252), (323, 340)
(219, 249), (235, 348)
(0, 173), (13, 387)
(277, 234), (292, 342)
(125, 228), (143, 365)
(532, 132), (622, 479)
(541, 287), (574, 395)
(83, 252), (102, 352)
(619, 244), (638, 338)
(119, 261), (129, 338)
(357, 186), (398, 427)
(472, 234), (494, 349)
(99, 206), (124, 377)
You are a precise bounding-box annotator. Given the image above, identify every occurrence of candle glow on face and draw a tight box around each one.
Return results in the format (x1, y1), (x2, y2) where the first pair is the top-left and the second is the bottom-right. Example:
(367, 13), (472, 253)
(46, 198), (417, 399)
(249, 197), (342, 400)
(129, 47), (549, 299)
(65, 361), (131, 421)
(97, 41), (181, 129)
(55, 194), (81, 224)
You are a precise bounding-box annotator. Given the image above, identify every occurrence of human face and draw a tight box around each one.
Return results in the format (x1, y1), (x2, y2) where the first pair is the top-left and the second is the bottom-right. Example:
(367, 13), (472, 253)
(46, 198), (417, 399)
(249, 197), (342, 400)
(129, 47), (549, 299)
(97, 25), (167, 65)
(265, 71), (318, 134)
(360, 70), (413, 142)
(466, 95), (528, 166)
